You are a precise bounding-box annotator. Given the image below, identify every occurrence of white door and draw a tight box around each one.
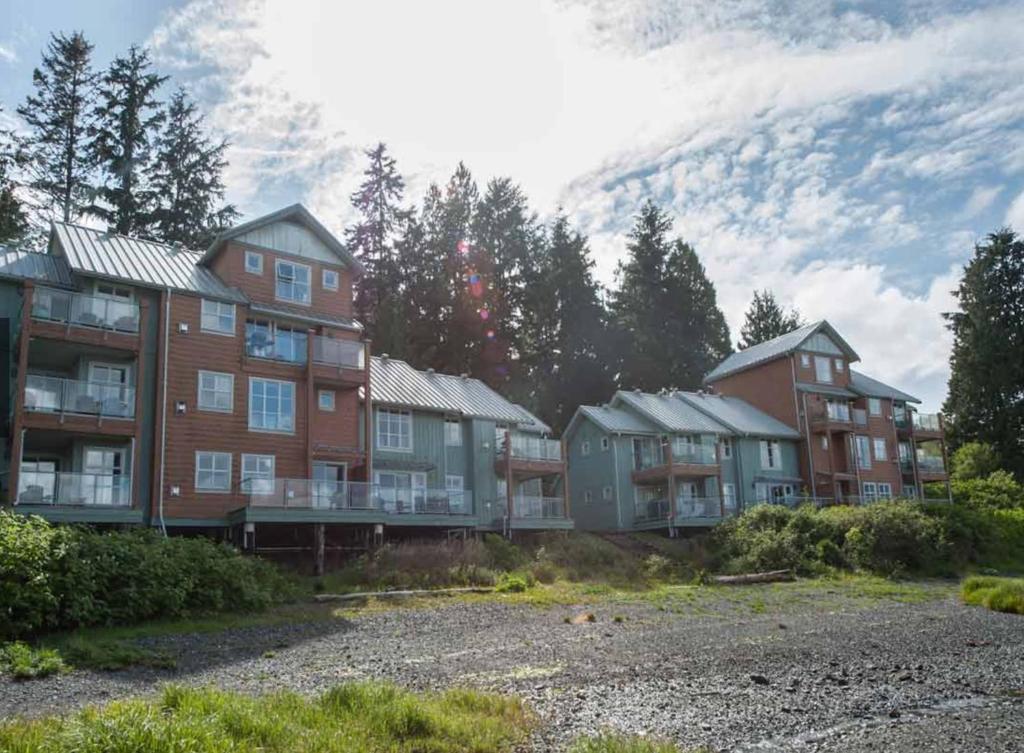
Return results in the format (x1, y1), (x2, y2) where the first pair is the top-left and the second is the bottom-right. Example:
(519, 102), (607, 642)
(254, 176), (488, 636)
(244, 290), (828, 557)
(83, 447), (125, 505)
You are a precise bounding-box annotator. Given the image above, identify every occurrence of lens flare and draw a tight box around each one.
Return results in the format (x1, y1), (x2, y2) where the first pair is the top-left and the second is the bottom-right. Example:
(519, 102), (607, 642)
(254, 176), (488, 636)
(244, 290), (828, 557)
(486, 329), (496, 340)
(479, 308), (490, 320)
(456, 240), (470, 255)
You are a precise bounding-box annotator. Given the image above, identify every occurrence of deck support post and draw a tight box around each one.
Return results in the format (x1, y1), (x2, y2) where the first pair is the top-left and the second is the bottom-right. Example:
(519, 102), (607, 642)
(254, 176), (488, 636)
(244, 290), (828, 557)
(313, 523), (326, 576)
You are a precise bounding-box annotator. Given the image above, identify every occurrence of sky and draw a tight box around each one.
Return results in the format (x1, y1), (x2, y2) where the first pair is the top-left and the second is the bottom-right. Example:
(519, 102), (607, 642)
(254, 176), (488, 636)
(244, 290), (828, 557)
(3, 0), (1024, 412)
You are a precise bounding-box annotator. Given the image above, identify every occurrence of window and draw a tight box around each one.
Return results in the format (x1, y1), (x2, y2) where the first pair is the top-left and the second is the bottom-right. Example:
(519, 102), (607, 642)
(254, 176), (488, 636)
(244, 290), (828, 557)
(868, 397), (882, 416)
(821, 435), (829, 450)
(873, 437), (887, 461)
(322, 268), (339, 291)
(241, 454), (274, 493)
(195, 451), (231, 491)
(445, 418), (462, 446)
(862, 481), (877, 501)
(800, 353), (810, 368)
(723, 483), (737, 510)
(759, 439), (781, 469)
(245, 319), (307, 364)
(275, 259), (311, 304)
(814, 355), (832, 383)
(198, 370), (233, 412)
(877, 482), (893, 499)
(377, 408), (412, 451)
(581, 440), (591, 456)
(248, 378), (295, 433)
(96, 283), (132, 300)
(318, 389), (335, 411)
(375, 470), (425, 512)
(602, 485), (613, 501)
(245, 251), (263, 274)
(855, 435), (872, 469)
(600, 436), (610, 451)
(720, 438), (733, 459)
(834, 359), (845, 372)
(584, 490), (593, 503)
(201, 299), (235, 335)
(446, 475), (463, 491)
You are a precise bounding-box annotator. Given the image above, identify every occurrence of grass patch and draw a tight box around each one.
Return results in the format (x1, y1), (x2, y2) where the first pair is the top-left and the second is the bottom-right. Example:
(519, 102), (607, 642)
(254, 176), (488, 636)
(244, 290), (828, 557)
(0, 642), (66, 679)
(961, 576), (1024, 615)
(569, 732), (705, 752)
(0, 681), (532, 753)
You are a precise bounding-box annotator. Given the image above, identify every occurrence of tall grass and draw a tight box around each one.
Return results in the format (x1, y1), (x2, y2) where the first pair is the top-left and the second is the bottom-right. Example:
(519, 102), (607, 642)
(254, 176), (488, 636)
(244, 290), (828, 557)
(0, 682), (532, 753)
(961, 576), (1024, 615)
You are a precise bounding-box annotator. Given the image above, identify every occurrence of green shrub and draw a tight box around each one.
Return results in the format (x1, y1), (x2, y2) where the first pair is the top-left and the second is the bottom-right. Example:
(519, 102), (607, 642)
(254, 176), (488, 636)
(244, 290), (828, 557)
(961, 576), (1024, 615)
(0, 511), (294, 640)
(0, 642), (66, 679)
(529, 559), (559, 584)
(535, 533), (642, 583)
(950, 442), (1002, 481)
(950, 471), (1024, 510)
(482, 534), (529, 571)
(495, 573), (532, 593)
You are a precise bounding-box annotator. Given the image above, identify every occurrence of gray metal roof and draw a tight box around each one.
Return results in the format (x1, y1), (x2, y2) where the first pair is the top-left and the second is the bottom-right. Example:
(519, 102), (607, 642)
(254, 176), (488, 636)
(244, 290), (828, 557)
(369, 356), (539, 427)
(795, 382), (859, 398)
(578, 404), (660, 435)
(51, 222), (247, 303)
(849, 370), (920, 404)
(0, 247), (74, 287)
(613, 390), (730, 435)
(509, 403), (552, 434)
(249, 301), (362, 332)
(678, 392), (801, 439)
(704, 320), (860, 383)
(203, 204), (364, 274)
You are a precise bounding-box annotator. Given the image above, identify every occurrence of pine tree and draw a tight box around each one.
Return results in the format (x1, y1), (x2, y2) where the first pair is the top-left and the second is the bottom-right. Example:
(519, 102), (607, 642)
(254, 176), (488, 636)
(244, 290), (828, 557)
(737, 289), (802, 349)
(344, 143), (408, 351)
(943, 230), (1024, 479)
(88, 45), (167, 235)
(147, 89), (238, 248)
(17, 31), (97, 224)
(0, 106), (30, 245)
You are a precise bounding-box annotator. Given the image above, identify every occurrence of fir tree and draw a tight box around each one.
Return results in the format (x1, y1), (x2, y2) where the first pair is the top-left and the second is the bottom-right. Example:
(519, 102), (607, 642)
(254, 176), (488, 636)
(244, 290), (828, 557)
(17, 31), (97, 224)
(88, 45), (167, 235)
(147, 89), (238, 248)
(0, 107), (30, 245)
(943, 230), (1024, 479)
(737, 289), (802, 349)
(344, 143), (408, 351)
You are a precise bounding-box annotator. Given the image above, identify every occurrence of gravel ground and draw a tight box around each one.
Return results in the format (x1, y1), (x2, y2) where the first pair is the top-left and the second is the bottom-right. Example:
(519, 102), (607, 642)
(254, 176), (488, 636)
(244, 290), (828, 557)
(1, 584), (1022, 752)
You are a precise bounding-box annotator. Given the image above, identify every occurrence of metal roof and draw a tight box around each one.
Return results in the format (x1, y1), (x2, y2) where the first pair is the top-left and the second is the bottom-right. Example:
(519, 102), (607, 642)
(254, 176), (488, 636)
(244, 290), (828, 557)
(508, 403), (552, 434)
(613, 390), (731, 435)
(369, 356), (539, 427)
(849, 370), (920, 404)
(577, 404), (660, 435)
(678, 392), (801, 439)
(52, 222), (247, 303)
(795, 382), (859, 398)
(0, 247), (74, 287)
(249, 301), (362, 332)
(203, 204), (364, 274)
(704, 320), (860, 383)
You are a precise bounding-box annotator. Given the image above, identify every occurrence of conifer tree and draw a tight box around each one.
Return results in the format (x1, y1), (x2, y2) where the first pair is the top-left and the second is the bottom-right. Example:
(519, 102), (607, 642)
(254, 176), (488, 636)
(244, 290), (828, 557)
(147, 89), (237, 248)
(737, 289), (802, 349)
(0, 107), (29, 245)
(17, 31), (97, 224)
(89, 45), (167, 235)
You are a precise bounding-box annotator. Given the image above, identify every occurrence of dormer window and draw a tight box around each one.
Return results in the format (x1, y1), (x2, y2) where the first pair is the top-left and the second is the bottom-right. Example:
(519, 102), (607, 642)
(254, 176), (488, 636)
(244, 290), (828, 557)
(322, 268), (339, 291)
(245, 251), (263, 275)
(275, 259), (311, 304)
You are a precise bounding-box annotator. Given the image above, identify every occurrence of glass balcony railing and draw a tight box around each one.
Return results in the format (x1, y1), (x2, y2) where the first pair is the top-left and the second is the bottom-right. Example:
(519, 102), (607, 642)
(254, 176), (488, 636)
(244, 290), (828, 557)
(914, 413), (942, 432)
(635, 496), (670, 522)
(31, 287), (140, 333)
(916, 456), (946, 473)
(675, 496), (723, 518)
(501, 433), (562, 461)
(245, 480), (474, 516)
(25, 375), (135, 418)
(512, 495), (565, 519)
(245, 323), (307, 364)
(17, 471), (131, 506)
(671, 440), (717, 465)
(312, 336), (365, 369)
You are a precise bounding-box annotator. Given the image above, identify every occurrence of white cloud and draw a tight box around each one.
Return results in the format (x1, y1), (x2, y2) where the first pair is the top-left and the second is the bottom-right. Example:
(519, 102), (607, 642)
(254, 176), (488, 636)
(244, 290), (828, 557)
(1005, 189), (1024, 232)
(0, 43), (16, 64)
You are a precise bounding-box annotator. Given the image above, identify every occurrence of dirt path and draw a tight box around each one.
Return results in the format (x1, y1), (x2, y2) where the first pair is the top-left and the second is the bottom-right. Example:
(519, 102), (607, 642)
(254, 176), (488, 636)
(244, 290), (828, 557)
(2, 582), (1022, 751)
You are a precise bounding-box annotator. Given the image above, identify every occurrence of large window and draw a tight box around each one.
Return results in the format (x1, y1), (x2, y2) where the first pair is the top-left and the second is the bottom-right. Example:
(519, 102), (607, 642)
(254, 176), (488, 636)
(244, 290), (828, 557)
(873, 437), (887, 461)
(195, 451), (231, 491)
(197, 370), (234, 412)
(855, 435), (872, 469)
(245, 319), (307, 364)
(275, 259), (311, 304)
(868, 397), (882, 416)
(248, 378), (295, 433)
(759, 439), (781, 469)
(444, 418), (462, 446)
(241, 454), (275, 493)
(377, 408), (412, 451)
(814, 355), (832, 383)
(200, 299), (235, 335)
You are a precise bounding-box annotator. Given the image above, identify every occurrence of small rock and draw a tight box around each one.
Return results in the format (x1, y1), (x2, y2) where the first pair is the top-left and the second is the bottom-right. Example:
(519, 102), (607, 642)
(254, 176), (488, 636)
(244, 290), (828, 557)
(750, 674), (770, 686)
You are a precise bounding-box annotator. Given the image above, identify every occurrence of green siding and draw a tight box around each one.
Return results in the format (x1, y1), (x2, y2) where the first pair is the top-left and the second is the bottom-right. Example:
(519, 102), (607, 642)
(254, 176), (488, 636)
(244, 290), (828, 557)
(566, 418), (620, 531)
(732, 437), (802, 508)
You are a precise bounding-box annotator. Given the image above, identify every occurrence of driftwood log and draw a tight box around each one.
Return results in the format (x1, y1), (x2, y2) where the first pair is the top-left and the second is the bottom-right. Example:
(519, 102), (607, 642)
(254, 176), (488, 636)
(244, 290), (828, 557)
(710, 569), (794, 585)
(313, 586), (495, 603)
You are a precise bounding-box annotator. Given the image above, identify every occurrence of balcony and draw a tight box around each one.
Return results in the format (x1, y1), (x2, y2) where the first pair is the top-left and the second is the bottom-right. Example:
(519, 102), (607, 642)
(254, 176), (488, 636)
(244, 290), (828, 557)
(809, 402), (853, 432)
(24, 375), (136, 433)
(913, 413), (943, 439)
(17, 471), (131, 507)
(631, 439), (719, 483)
(312, 336), (365, 370)
(243, 480), (474, 518)
(245, 328), (307, 365)
(511, 495), (565, 519)
(495, 433), (563, 476)
(916, 455), (947, 479)
(634, 494), (728, 526)
(29, 287), (140, 348)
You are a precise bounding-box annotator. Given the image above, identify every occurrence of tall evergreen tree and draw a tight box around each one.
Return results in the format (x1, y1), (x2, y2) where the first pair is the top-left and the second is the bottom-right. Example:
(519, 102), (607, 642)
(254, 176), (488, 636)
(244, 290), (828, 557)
(147, 89), (237, 248)
(0, 106), (30, 245)
(344, 143), (408, 353)
(943, 230), (1024, 479)
(88, 45), (167, 235)
(532, 213), (613, 431)
(17, 31), (97, 224)
(737, 289), (802, 349)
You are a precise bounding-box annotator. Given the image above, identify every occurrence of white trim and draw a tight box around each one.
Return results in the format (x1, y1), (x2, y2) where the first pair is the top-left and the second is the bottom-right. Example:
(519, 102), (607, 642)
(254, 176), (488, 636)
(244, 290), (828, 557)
(322, 268), (339, 291)
(240, 453), (275, 493)
(244, 250), (263, 275)
(197, 370), (234, 413)
(318, 389), (336, 412)
(444, 417), (463, 447)
(376, 407), (413, 452)
(200, 299), (236, 336)
(275, 258), (312, 306)
(195, 451), (232, 492)
(248, 376), (296, 434)
(87, 360), (131, 386)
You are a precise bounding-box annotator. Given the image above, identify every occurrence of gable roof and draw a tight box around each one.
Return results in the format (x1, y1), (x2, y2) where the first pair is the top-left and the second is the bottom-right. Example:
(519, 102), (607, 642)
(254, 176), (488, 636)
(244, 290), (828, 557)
(202, 204), (363, 274)
(677, 392), (801, 439)
(0, 247), (74, 287)
(849, 370), (920, 404)
(368, 356), (543, 428)
(51, 222), (247, 303)
(704, 320), (859, 383)
(613, 390), (730, 435)
(571, 404), (661, 437)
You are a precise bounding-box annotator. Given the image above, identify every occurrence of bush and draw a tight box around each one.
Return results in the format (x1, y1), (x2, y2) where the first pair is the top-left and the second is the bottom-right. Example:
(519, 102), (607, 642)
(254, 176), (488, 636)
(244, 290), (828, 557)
(495, 573), (532, 593)
(535, 533), (642, 583)
(950, 442), (1002, 481)
(949, 471), (1024, 510)
(0, 642), (66, 679)
(961, 576), (1024, 615)
(0, 511), (294, 640)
